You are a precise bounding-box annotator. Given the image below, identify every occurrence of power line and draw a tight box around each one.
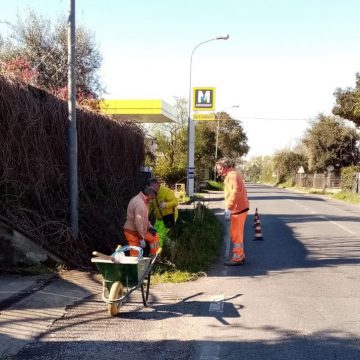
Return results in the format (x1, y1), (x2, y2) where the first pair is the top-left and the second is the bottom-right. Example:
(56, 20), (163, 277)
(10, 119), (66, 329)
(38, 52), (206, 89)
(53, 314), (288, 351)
(232, 117), (309, 121)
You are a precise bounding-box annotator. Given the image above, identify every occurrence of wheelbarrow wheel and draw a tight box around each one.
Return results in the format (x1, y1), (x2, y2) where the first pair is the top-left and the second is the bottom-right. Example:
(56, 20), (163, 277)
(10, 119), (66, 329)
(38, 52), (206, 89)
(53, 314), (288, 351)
(108, 281), (124, 316)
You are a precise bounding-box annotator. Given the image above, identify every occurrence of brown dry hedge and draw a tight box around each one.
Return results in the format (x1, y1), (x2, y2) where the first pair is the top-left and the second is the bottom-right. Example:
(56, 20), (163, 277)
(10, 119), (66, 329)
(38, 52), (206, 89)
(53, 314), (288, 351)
(0, 75), (145, 267)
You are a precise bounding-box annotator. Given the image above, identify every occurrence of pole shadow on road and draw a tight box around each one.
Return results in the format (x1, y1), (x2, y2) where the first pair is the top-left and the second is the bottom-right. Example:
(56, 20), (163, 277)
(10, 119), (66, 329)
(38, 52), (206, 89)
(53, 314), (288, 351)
(118, 292), (243, 325)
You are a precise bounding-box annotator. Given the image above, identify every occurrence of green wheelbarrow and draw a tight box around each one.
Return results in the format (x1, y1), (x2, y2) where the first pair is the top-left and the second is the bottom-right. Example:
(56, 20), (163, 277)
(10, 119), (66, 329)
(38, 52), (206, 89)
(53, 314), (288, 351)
(91, 246), (162, 316)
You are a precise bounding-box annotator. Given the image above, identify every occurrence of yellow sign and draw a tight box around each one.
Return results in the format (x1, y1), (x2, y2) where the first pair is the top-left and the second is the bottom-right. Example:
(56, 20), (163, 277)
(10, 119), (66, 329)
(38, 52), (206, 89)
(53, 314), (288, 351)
(193, 87), (216, 111)
(193, 113), (216, 121)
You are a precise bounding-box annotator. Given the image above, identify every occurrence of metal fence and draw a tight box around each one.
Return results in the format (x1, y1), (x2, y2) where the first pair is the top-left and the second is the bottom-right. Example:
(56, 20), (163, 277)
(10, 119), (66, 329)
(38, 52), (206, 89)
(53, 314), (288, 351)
(295, 173), (342, 190)
(295, 172), (360, 193)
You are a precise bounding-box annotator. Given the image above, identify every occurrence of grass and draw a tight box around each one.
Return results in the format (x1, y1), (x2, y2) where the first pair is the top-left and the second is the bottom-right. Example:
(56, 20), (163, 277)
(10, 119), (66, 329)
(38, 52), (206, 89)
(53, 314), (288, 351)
(178, 194), (191, 204)
(276, 182), (360, 205)
(153, 204), (222, 283)
(152, 270), (202, 284)
(277, 179), (294, 188)
(206, 180), (224, 191)
(332, 191), (360, 205)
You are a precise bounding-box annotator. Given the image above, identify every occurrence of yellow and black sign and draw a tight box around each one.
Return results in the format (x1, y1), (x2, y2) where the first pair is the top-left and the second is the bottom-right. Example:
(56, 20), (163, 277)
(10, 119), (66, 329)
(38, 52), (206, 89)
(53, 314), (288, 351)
(193, 113), (216, 121)
(193, 87), (216, 111)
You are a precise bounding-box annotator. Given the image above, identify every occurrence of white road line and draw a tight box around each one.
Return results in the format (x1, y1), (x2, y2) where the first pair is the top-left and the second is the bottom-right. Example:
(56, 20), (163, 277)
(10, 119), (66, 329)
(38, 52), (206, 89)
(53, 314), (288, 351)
(292, 200), (360, 239)
(318, 215), (360, 238)
(199, 295), (225, 360)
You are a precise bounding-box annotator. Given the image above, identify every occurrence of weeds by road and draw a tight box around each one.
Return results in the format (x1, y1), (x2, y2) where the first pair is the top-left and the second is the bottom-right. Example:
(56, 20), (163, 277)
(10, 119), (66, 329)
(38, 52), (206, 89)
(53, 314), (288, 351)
(153, 205), (222, 283)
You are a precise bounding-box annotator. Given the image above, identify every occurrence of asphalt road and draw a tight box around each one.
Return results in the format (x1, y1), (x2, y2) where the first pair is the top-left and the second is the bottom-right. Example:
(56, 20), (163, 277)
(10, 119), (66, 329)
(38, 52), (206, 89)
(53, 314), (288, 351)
(12, 184), (360, 359)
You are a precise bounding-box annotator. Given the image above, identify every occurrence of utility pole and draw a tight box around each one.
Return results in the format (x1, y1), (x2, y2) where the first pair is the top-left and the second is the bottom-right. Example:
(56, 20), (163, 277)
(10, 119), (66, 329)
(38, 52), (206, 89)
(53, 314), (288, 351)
(67, 0), (78, 239)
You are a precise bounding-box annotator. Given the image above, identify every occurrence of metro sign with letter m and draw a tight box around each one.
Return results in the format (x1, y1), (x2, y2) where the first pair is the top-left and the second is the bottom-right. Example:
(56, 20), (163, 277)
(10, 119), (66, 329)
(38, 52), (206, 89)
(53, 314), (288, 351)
(193, 87), (216, 111)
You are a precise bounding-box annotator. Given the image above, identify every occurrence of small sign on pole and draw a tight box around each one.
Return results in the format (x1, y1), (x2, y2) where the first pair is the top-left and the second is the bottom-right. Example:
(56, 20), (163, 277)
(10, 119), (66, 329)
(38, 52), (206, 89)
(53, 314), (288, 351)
(193, 87), (216, 111)
(193, 113), (216, 121)
(188, 167), (195, 179)
(297, 166), (305, 174)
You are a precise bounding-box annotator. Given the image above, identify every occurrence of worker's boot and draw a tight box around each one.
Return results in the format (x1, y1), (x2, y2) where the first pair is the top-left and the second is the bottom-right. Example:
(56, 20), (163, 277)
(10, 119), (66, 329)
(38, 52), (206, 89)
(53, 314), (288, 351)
(224, 254), (245, 266)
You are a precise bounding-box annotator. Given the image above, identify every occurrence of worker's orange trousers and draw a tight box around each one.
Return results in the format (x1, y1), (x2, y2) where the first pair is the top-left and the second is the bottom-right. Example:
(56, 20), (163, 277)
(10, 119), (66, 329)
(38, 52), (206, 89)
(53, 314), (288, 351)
(230, 212), (248, 262)
(124, 229), (160, 257)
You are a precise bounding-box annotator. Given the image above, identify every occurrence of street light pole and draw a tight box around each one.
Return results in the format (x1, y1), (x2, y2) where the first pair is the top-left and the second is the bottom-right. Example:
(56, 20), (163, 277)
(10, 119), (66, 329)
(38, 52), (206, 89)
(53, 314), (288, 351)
(187, 35), (229, 197)
(68, 0), (78, 239)
(214, 105), (239, 180)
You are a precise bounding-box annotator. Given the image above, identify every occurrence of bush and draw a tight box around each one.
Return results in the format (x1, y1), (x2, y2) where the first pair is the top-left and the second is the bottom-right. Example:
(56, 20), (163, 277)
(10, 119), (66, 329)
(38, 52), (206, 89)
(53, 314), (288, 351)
(206, 180), (224, 191)
(0, 75), (145, 267)
(333, 191), (360, 205)
(341, 165), (360, 191)
(157, 205), (222, 274)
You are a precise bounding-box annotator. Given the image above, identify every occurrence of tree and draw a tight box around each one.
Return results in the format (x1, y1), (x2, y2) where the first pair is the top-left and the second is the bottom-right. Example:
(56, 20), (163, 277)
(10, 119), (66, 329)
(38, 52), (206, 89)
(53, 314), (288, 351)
(273, 150), (307, 184)
(150, 107), (249, 185)
(246, 156), (274, 183)
(0, 9), (103, 100)
(246, 158), (262, 182)
(333, 73), (360, 127)
(149, 97), (188, 185)
(195, 112), (249, 175)
(302, 114), (360, 173)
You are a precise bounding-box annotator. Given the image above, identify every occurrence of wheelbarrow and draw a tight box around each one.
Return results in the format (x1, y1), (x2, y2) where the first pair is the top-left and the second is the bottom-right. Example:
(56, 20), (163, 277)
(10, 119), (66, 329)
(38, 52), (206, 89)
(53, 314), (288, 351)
(91, 246), (162, 316)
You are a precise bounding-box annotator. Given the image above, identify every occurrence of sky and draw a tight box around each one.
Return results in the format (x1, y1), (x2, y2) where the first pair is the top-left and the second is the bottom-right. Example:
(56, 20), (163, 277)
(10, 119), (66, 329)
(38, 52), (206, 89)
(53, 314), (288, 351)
(2, 0), (360, 158)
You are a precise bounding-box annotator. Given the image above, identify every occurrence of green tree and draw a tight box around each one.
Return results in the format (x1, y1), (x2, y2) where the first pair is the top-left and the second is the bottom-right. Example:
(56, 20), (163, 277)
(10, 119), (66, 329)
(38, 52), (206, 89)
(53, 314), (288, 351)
(333, 73), (360, 127)
(273, 150), (307, 184)
(246, 157), (262, 182)
(302, 114), (360, 173)
(0, 9), (103, 98)
(150, 97), (188, 185)
(245, 156), (275, 183)
(195, 112), (249, 175)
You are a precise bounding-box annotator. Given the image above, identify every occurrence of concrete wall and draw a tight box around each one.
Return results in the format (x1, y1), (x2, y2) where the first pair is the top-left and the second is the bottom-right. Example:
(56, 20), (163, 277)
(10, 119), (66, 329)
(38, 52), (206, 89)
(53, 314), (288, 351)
(0, 221), (62, 269)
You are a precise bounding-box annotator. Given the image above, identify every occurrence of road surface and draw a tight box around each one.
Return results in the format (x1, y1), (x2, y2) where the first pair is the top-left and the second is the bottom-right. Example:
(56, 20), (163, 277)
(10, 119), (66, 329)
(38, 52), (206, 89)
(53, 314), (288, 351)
(5, 184), (360, 359)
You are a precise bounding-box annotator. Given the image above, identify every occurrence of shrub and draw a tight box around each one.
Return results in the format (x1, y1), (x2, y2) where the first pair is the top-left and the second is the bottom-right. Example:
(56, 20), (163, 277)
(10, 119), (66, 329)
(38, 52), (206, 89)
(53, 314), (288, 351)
(206, 180), (224, 191)
(157, 205), (222, 273)
(341, 165), (360, 191)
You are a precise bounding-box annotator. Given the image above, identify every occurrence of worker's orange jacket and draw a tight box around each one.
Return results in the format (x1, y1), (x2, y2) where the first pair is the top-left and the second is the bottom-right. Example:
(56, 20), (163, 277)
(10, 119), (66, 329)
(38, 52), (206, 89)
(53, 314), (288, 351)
(224, 169), (249, 214)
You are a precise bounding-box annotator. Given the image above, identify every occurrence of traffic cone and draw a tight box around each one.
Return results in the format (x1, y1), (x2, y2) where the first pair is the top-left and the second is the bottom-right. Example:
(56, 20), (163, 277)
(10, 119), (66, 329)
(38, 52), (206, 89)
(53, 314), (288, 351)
(253, 208), (259, 227)
(253, 209), (264, 240)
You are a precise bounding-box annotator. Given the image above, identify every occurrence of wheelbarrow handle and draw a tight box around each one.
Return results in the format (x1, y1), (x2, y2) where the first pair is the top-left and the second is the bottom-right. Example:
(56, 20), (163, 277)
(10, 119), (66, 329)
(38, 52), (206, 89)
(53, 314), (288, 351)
(150, 247), (162, 265)
(92, 251), (112, 260)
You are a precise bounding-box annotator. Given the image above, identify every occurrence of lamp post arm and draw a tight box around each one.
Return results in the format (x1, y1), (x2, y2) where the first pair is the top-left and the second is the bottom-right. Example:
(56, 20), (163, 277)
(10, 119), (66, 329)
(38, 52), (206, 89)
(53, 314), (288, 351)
(186, 34), (229, 196)
(189, 38), (218, 118)
(188, 35), (229, 119)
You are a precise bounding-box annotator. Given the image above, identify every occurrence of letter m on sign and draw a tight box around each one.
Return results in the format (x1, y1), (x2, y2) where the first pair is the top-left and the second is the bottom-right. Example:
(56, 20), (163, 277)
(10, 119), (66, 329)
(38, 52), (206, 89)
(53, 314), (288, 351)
(193, 87), (216, 111)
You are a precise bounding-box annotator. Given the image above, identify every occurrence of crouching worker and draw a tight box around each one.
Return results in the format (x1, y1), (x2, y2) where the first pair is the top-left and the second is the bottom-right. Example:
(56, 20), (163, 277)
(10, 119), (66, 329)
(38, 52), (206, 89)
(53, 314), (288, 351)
(147, 177), (178, 229)
(124, 186), (160, 257)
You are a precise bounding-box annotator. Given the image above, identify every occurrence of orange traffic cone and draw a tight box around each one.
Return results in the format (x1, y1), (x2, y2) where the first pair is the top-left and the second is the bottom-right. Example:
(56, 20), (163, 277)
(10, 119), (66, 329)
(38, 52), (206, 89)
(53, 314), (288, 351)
(253, 209), (263, 240)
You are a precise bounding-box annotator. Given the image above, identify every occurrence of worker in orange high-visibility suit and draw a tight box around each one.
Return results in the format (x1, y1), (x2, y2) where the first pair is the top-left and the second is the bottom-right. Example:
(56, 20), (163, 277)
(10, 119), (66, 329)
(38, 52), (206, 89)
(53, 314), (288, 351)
(216, 158), (249, 266)
(124, 186), (160, 257)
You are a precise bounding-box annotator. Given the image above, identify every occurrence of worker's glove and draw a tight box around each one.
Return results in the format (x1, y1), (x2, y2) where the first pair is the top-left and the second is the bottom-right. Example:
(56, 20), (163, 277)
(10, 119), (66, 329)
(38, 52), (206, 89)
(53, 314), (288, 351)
(148, 227), (157, 236)
(139, 239), (146, 248)
(159, 201), (166, 209)
(224, 209), (231, 221)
